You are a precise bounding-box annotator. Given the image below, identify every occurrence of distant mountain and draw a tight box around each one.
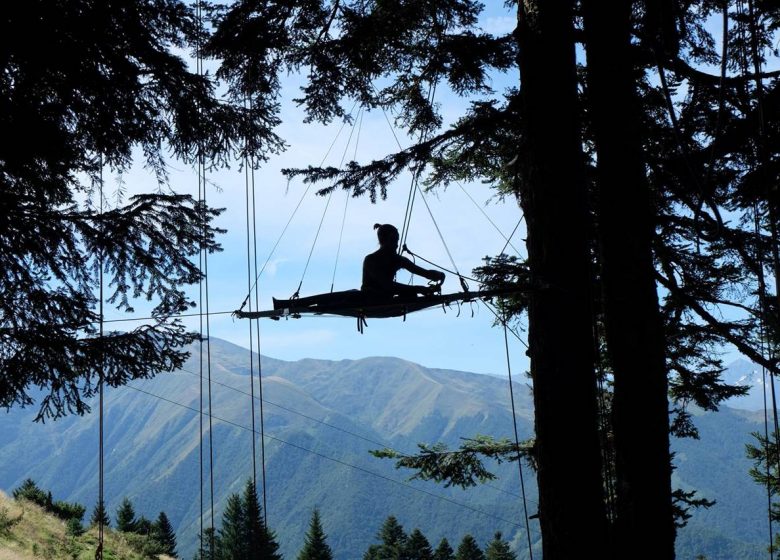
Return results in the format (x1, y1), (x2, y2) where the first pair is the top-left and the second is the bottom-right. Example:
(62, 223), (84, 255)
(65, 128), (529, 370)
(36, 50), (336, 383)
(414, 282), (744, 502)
(722, 358), (779, 412)
(0, 339), (772, 559)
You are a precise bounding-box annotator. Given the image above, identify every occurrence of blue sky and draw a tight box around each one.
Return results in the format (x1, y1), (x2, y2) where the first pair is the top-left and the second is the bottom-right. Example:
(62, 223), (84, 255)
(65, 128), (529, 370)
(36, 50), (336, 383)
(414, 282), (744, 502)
(101, 3), (531, 378)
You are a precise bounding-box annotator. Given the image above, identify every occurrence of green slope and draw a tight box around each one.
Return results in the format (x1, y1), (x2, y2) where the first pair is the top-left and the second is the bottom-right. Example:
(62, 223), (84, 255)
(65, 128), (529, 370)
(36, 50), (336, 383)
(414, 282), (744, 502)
(0, 338), (771, 559)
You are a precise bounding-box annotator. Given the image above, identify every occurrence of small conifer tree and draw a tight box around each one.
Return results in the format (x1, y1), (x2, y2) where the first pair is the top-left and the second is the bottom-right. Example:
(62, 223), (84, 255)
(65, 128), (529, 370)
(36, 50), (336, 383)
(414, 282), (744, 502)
(193, 527), (218, 560)
(115, 497), (138, 533)
(243, 479), (282, 560)
(218, 493), (246, 559)
(90, 500), (110, 528)
(433, 538), (455, 560)
(377, 516), (408, 559)
(297, 508), (333, 560)
(66, 517), (84, 537)
(484, 532), (515, 560)
(404, 529), (433, 560)
(455, 535), (484, 560)
(153, 511), (178, 557)
(135, 515), (153, 536)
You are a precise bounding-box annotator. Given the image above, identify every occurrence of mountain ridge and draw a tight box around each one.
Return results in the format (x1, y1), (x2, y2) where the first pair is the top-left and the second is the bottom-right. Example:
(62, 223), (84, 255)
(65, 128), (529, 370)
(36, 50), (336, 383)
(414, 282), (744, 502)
(0, 338), (770, 559)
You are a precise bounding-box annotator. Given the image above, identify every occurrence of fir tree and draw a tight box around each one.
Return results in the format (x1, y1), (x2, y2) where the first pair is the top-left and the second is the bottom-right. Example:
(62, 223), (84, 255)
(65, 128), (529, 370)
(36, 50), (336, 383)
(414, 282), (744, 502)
(1, 0), (282, 422)
(90, 500), (110, 528)
(454, 535), (484, 560)
(153, 511), (178, 558)
(193, 527), (219, 560)
(484, 533), (515, 560)
(363, 545), (381, 560)
(243, 479), (282, 560)
(135, 515), (153, 536)
(404, 529), (433, 560)
(115, 497), (138, 533)
(297, 508), (333, 560)
(433, 539), (455, 560)
(375, 516), (408, 560)
(217, 493), (246, 560)
(66, 517), (84, 537)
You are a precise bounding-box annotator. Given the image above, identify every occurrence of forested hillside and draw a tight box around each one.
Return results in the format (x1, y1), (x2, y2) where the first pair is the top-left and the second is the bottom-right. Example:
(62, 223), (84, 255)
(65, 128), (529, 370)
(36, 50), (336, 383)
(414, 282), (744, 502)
(0, 338), (771, 559)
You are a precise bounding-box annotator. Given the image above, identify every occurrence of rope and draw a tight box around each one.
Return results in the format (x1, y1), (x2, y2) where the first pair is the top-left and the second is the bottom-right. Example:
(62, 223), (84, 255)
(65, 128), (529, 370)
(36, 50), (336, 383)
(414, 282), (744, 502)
(240, 101), (361, 308)
(500, 217), (524, 257)
(244, 96), (259, 489)
(331, 108), (364, 291)
(402, 245), (479, 286)
(501, 317), (535, 559)
(744, 3), (780, 550)
(249, 129), (269, 526)
(413, 183), (461, 276)
(455, 181), (522, 256)
(95, 157), (105, 560)
(195, 3), (215, 552)
(294, 190), (335, 298)
(762, 347), (774, 560)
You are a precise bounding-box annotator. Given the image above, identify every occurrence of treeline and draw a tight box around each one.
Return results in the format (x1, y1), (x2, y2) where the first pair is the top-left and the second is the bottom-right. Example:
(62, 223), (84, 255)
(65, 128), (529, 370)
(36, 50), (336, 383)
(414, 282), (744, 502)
(199, 478), (514, 560)
(362, 516), (516, 560)
(12, 479), (177, 558)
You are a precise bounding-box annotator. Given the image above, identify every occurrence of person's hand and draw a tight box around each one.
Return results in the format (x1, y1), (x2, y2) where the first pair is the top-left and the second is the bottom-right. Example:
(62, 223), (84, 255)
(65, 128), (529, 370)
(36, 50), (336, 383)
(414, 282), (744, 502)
(418, 285), (438, 296)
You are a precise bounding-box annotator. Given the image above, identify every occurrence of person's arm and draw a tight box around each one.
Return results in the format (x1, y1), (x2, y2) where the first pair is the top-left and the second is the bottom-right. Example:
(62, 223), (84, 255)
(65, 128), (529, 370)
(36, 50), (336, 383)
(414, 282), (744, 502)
(399, 256), (445, 284)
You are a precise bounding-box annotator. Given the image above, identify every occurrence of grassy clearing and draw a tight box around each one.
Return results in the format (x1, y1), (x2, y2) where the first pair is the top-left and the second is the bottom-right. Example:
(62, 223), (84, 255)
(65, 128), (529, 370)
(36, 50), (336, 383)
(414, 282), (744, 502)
(0, 491), (174, 560)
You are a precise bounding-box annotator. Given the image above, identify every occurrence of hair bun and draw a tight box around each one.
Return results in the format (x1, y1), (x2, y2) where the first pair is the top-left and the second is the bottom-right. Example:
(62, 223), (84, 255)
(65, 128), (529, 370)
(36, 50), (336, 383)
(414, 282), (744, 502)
(373, 223), (381, 230)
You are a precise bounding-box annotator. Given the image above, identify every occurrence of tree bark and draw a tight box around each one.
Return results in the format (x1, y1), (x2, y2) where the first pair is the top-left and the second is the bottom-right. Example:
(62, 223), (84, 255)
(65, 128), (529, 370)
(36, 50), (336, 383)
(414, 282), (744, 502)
(582, 1), (675, 557)
(514, 2), (608, 557)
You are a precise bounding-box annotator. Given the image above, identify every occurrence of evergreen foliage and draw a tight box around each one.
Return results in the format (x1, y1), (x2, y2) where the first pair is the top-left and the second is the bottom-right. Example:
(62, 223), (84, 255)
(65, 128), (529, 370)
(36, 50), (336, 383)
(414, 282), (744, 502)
(243, 479), (282, 560)
(454, 535), (484, 560)
(211, 479), (282, 560)
(404, 529), (433, 560)
(433, 539), (455, 560)
(12, 479), (85, 522)
(65, 517), (84, 537)
(193, 527), (219, 560)
(153, 511), (178, 558)
(0, 0), (283, 422)
(116, 497), (138, 533)
(204, 0), (780, 555)
(137, 515), (154, 536)
(217, 493), (246, 559)
(90, 500), (110, 528)
(12, 479), (48, 505)
(375, 515), (408, 560)
(484, 533), (515, 560)
(297, 509), (333, 560)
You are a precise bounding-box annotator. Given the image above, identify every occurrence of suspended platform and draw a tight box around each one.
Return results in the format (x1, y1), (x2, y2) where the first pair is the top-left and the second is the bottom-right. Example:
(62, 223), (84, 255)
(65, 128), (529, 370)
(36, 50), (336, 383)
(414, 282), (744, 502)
(233, 287), (520, 322)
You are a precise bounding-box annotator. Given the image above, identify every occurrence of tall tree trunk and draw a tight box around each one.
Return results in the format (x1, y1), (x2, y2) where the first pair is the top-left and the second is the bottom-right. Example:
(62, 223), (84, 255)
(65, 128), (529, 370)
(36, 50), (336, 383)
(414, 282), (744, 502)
(582, 1), (675, 557)
(513, 2), (608, 558)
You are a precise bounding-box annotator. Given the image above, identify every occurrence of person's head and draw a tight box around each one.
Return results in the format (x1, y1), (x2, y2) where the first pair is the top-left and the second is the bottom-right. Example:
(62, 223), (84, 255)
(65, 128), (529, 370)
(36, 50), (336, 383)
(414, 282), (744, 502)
(373, 223), (399, 248)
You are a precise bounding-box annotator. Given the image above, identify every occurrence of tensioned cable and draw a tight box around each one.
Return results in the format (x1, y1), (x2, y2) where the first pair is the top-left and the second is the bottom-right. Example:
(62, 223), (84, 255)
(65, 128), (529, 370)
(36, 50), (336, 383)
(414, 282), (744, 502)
(248, 113), (270, 527)
(239, 100), (360, 310)
(125, 383), (526, 529)
(96, 156), (105, 560)
(331, 108), (364, 292)
(195, 2), (215, 552)
(501, 316), (535, 559)
(500, 217), (524, 257)
(294, 102), (365, 297)
(244, 94), (259, 491)
(744, 5), (780, 552)
(454, 181), (522, 256)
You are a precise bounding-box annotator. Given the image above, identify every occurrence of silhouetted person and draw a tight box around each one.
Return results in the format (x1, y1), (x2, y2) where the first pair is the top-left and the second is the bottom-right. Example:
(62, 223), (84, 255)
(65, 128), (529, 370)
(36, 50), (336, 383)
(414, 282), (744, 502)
(362, 223), (445, 298)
